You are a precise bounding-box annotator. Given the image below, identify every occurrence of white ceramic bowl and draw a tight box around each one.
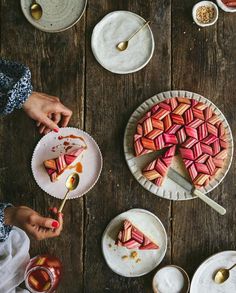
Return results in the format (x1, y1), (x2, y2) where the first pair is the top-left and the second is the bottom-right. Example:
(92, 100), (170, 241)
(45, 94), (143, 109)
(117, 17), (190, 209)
(152, 265), (190, 293)
(192, 1), (219, 27)
(216, 0), (236, 12)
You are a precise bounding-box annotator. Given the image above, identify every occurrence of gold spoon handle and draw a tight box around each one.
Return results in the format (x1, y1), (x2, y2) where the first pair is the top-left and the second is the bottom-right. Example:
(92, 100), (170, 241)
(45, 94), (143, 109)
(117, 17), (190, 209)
(58, 190), (70, 213)
(228, 263), (236, 271)
(127, 20), (151, 41)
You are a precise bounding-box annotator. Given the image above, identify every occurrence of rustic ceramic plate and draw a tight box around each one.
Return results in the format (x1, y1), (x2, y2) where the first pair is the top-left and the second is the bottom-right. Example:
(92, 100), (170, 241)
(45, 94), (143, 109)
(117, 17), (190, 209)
(216, 0), (236, 12)
(91, 11), (155, 74)
(190, 251), (236, 293)
(124, 90), (233, 200)
(31, 127), (103, 199)
(21, 0), (87, 33)
(102, 209), (167, 277)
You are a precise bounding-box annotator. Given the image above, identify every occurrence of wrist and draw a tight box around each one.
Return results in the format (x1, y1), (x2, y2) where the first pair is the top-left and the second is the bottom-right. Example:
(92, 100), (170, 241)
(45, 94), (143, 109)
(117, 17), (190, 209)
(22, 92), (33, 110)
(4, 207), (16, 226)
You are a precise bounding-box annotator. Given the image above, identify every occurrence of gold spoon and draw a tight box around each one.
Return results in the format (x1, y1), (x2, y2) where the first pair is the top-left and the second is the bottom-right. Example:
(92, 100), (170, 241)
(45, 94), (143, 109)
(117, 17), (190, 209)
(214, 263), (236, 284)
(58, 173), (80, 213)
(116, 20), (151, 51)
(30, 0), (43, 20)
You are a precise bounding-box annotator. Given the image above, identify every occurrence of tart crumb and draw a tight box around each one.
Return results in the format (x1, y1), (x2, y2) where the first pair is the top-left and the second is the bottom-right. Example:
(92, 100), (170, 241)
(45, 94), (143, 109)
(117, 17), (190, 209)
(136, 258), (141, 263)
(130, 251), (138, 259)
(121, 255), (129, 260)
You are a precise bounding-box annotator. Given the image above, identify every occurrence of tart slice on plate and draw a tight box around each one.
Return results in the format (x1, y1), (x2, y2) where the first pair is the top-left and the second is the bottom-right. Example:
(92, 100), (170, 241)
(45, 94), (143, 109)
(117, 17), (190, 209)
(43, 147), (85, 182)
(116, 220), (159, 250)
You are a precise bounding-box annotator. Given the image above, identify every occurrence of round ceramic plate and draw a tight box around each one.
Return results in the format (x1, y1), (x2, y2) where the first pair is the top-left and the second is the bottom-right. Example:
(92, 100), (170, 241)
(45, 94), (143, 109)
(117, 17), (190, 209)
(102, 209), (167, 277)
(216, 0), (236, 12)
(31, 127), (103, 199)
(91, 11), (155, 74)
(21, 0), (87, 33)
(190, 251), (236, 293)
(124, 90), (233, 200)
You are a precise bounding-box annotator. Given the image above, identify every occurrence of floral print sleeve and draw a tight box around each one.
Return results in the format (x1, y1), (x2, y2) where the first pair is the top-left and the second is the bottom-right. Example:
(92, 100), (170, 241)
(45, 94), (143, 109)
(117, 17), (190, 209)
(0, 203), (13, 242)
(0, 59), (33, 115)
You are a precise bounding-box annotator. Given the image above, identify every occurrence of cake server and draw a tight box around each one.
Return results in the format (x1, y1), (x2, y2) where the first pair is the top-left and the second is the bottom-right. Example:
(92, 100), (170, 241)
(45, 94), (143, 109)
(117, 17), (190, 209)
(168, 168), (226, 215)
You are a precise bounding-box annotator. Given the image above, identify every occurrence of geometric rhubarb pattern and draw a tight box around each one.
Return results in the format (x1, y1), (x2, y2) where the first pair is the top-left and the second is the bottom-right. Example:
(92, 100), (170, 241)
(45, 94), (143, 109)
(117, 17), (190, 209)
(134, 97), (228, 188)
(116, 220), (159, 249)
(43, 147), (85, 182)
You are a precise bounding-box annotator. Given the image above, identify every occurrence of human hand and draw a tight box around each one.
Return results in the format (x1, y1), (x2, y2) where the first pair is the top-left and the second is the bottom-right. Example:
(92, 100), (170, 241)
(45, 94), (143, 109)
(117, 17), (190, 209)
(23, 91), (72, 135)
(4, 206), (63, 240)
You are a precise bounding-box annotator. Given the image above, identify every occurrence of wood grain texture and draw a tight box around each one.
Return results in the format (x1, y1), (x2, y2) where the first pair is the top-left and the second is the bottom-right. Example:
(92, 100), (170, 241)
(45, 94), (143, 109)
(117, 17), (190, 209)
(172, 0), (236, 277)
(84, 1), (171, 292)
(0, 0), (85, 291)
(0, 0), (235, 292)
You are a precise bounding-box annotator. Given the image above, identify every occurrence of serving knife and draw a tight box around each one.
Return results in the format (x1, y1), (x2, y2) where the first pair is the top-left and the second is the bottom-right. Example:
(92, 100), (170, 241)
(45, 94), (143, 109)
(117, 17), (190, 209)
(168, 168), (226, 215)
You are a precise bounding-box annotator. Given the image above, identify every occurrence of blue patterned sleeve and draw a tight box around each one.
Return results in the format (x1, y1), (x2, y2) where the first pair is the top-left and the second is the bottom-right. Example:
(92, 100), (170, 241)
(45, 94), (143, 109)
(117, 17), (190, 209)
(0, 59), (33, 115)
(0, 203), (13, 242)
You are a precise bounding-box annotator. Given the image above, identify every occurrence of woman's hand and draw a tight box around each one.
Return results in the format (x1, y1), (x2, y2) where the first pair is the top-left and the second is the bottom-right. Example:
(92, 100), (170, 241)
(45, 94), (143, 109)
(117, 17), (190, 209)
(23, 91), (72, 135)
(4, 206), (63, 240)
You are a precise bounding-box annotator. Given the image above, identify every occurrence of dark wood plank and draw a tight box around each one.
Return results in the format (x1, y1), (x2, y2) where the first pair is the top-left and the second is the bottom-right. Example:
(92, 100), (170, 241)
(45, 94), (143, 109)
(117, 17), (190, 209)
(0, 1), (86, 291)
(172, 0), (236, 277)
(84, 1), (172, 292)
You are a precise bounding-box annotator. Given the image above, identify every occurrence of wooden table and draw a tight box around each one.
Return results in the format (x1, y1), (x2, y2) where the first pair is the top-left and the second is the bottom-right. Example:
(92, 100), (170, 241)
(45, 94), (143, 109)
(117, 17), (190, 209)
(0, 0), (235, 292)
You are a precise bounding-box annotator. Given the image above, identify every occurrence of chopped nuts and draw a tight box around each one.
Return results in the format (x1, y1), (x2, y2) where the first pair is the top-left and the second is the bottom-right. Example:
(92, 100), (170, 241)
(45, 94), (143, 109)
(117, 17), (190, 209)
(121, 255), (129, 260)
(136, 258), (142, 263)
(196, 6), (215, 24)
(130, 251), (138, 259)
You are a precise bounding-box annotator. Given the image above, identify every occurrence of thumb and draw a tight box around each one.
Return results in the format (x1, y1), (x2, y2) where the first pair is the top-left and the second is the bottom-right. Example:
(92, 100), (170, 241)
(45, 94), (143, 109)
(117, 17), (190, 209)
(31, 214), (59, 229)
(39, 115), (59, 131)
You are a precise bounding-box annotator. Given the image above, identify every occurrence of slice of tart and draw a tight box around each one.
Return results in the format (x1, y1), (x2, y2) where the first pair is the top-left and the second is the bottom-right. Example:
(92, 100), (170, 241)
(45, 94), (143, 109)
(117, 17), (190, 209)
(142, 145), (176, 186)
(116, 220), (159, 250)
(44, 147), (84, 182)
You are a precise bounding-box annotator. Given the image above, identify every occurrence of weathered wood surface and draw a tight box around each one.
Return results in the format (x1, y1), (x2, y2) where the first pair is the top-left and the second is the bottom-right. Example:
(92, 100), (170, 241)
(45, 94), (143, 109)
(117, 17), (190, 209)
(0, 0), (235, 292)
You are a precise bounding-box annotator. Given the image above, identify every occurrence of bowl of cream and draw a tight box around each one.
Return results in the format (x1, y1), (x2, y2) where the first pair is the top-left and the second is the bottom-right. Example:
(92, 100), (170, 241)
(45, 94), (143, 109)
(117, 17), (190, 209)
(152, 265), (190, 293)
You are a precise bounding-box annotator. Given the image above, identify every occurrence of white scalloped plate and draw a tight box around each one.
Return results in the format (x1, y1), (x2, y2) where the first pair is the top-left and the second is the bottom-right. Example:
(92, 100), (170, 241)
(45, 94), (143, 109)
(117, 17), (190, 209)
(102, 209), (167, 277)
(190, 251), (236, 293)
(31, 127), (103, 199)
(124, 90), (233, 200)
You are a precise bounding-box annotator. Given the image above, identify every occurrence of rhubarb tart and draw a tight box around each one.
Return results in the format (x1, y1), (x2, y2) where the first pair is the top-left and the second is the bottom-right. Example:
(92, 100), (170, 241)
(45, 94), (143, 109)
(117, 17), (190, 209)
(134, 97), (229, 189)
(116, 220), (159, 250)
(43, 147), (85, 182)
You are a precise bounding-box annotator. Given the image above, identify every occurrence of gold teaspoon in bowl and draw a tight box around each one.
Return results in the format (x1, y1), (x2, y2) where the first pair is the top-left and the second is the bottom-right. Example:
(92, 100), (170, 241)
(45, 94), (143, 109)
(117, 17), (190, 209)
(214, 263), (236, 284)
(116, 20), (151, 51)
(30, 0), (43, 20)
(58, 173), (80, 213)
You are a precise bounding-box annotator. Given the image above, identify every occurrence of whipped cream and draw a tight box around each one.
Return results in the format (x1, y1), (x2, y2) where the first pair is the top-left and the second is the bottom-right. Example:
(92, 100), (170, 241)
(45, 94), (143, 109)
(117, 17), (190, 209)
(153, 266), (185, 293)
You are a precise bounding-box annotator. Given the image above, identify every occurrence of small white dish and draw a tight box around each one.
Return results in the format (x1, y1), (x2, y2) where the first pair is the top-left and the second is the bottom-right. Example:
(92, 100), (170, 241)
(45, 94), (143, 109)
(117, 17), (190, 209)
(190, 251), (236, 293)
(216, 0), (236, 12)
(102, 209), (167, 277)
(153, 265), (190, 293)
(31, 127), (103, 199)
(192, 1), (219, 27)
(91, 11), (155, 74)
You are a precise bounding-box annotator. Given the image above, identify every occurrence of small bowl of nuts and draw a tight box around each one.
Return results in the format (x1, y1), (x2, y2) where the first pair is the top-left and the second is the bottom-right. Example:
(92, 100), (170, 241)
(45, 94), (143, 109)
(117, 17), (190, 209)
(192, 1), (219, 27)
